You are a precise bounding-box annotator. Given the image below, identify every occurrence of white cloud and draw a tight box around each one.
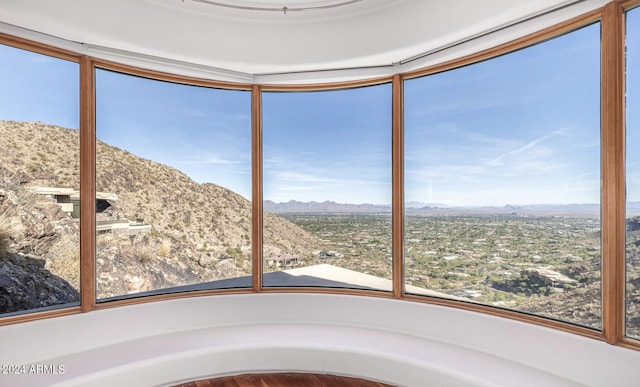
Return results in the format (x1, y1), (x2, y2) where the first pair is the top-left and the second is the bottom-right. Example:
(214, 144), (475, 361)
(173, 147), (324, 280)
(486, 127), (569, 166)
(177, 154), (242, 166)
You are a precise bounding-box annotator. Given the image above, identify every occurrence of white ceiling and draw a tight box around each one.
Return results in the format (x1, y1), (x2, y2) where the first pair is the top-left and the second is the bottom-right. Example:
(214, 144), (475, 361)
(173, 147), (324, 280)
(0, 0), (609, 83)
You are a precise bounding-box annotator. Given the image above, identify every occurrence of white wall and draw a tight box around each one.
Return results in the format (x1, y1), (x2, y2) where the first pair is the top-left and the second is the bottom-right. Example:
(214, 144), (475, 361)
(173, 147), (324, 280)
(1, 293), (639, 387)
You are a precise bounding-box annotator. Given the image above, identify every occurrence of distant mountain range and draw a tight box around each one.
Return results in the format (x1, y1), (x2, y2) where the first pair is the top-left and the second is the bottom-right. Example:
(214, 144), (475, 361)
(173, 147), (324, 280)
(263, 200), (392, 213)
(263, 199), (640, 216)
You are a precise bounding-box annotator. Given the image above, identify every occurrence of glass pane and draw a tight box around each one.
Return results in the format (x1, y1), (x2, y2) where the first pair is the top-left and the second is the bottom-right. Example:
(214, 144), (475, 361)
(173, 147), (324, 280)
(262, 85), (392, 290)
(95, 69), (251, 301)
(404, 24), (601, 328)
(626, 6), (640, 340)
(0, 44), (80, 315)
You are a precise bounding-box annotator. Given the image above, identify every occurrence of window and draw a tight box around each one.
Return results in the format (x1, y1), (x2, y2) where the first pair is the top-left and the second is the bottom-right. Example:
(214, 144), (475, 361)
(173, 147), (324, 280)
(3, 6), (640, 352)
(262, 85), (392, 290)
(626, 6), (640, 340)
(95, 69), (252, 301)
(404, 24), (602, 328)
(0, 43), (80, 315)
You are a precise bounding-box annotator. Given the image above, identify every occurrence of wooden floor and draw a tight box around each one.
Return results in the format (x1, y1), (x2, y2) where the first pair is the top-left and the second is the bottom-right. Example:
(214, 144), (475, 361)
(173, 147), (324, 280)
(174, 373), (395, 387)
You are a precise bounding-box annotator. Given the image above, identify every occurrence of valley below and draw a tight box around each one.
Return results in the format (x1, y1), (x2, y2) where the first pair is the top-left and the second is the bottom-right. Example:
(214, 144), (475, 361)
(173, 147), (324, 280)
(1, 120), (638, 339)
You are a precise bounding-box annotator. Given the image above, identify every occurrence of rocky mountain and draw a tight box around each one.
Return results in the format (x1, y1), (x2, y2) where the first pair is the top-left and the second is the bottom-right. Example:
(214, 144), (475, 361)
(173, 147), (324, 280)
(0, 254), (79, 313)
(0, 120), (320, 304)
(519, 281), (602, 329)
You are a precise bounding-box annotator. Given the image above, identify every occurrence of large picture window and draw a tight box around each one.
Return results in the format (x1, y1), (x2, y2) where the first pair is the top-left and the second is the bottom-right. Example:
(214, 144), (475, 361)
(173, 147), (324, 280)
(626, 6), (640, 340)
(95, 69), (252, 300)
(3, 3), (640, 353)
(0, 44), (80, 315)
(262, 85), (392, 290)
(404, 23), (602, 328)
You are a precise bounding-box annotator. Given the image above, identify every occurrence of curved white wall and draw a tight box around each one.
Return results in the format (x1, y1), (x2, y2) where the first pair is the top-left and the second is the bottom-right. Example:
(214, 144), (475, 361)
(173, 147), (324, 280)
(1, 293), (639, 387)
(0, 0), (610, 84)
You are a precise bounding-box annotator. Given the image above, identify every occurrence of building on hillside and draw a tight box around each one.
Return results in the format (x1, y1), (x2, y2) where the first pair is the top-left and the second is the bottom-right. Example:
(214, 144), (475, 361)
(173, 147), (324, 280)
(318, 250), (344, 259)
(265, 256), (300, 268)
(31, 186), (75, 215)
(31, 186), (150, 234)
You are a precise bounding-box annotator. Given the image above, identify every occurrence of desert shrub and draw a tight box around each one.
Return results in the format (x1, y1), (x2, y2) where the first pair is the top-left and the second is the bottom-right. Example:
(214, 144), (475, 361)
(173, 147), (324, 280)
(0, 226), (10, 258)
(136, 245), (154, 264)
(0, 212), (19, 259)
(119, 243), (154, 264)
(47, 234), (81, 290)
(157, 239), (171, 257)
(96, 232), (115, 246)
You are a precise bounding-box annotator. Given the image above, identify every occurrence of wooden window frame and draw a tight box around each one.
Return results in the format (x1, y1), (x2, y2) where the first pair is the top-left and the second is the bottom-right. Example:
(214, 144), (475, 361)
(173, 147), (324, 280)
(0, 0), (638, 352)
(0, 35), (84, 325)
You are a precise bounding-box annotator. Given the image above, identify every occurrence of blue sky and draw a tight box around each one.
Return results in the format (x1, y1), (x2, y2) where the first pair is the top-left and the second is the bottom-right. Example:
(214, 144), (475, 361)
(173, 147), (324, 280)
(405, 22), (601, 206)
(3, 15), (639, 206)
(0, 45), (78, 129)
(627, 7), (640, 203)
(95, 69), (252, 199)
(262, 85), (391, 204)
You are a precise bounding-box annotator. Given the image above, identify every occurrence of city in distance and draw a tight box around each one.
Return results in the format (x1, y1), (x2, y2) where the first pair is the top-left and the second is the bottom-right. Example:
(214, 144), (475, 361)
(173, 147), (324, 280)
(265, 198), (610, 332)
(265, 199), (622, 216)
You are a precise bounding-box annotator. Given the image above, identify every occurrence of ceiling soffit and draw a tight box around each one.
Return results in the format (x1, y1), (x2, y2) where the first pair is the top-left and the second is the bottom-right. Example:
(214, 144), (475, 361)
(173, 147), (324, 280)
(0, 0), (609, 83)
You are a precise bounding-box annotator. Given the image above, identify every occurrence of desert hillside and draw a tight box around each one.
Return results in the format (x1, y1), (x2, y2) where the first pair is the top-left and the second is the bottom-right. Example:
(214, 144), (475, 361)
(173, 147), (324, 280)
(0, 120), (320, 301)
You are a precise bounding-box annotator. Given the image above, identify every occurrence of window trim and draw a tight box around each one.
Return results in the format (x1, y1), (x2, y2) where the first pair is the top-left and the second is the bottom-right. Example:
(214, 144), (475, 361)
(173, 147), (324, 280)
(621, 0), (640, 349)
(0, 0), (638, 352)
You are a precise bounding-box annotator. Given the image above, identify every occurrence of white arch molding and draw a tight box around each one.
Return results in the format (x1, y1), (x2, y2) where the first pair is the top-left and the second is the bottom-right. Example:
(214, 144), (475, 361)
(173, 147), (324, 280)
(191, 0), (364, 13)
(1, 294), (639, 387)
